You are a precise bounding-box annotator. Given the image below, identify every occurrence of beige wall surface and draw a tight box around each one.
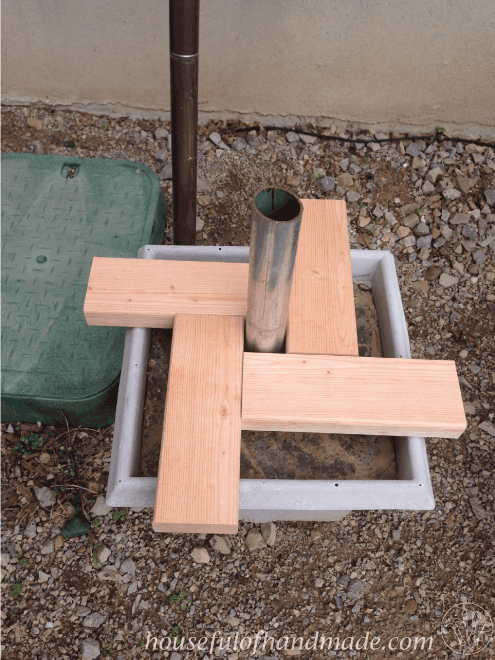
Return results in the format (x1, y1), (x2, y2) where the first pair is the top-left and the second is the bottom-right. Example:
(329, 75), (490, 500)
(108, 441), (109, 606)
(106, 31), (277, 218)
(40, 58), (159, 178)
(2, 0), (495, 137)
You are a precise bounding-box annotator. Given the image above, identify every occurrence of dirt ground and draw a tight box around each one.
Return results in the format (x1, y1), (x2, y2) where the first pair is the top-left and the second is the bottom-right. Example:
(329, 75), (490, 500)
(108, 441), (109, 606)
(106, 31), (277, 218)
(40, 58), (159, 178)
(1, 106), (494, 660)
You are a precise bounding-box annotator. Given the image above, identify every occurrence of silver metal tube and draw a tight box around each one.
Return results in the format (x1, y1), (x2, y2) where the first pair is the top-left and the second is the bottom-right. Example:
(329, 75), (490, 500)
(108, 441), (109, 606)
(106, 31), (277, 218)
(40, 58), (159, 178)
(245, 187), (304, 353)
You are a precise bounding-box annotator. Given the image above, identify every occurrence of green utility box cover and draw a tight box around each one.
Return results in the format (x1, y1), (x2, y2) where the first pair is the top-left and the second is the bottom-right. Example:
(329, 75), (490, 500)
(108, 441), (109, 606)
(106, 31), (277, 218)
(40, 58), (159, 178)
(2, 154), (167, 428)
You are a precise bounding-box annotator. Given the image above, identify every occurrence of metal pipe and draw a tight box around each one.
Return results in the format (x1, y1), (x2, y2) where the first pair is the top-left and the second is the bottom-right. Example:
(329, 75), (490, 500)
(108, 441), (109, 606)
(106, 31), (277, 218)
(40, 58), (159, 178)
(170, 0), (200, 245)
(245, 187), (304, 353)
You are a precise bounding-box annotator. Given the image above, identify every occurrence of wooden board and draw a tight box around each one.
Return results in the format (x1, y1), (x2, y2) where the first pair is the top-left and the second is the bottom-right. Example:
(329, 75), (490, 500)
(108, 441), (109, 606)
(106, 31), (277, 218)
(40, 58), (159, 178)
(152, 314), (243, 533)
(84, 257), (249, 327)
(286, 199), (358, 356)
(241, 353), (466, 438)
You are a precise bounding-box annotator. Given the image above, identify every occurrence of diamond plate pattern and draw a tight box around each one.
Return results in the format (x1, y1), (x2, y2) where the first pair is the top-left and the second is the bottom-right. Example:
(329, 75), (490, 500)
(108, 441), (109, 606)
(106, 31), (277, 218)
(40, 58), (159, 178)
(1, 154), (167, 426)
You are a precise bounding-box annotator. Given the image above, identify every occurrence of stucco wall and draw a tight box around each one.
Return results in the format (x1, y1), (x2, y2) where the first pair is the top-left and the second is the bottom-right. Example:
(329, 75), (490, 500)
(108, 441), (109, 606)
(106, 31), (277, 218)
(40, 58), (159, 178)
(2, 0), (495, 137)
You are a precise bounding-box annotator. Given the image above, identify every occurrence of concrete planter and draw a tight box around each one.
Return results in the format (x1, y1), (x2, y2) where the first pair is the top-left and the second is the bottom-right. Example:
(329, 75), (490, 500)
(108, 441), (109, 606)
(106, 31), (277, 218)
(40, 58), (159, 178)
(106, 245), (435, 521)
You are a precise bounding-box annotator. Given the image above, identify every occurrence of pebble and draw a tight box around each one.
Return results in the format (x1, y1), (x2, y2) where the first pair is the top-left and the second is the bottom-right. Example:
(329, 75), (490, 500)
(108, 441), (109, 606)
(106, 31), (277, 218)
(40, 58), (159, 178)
(120, 558), (136, 574)
(416, 235), (432, 249)
(208, 132), (222, 145)
(83, 612), (106, 629)
(392, 529), (401, 541)
(286, 174), (300, 188)
(40, 539), (54, 555)
(413, 222), (430, 237)
(191, 547), (210, 563)
(316, 176), (335, 192)
(154, 149), (168, 161)
(478, 420), (495, 437)
(396, 226), (410, 238)
(34, 486), (56, 508)
(81, 638), (101, 660)
(285, 132), (299, 143)
(384, 211), (397, 225)
(97, 565), (123, 582)
(245, 528), (266, 552)
(159, 163), (173, 180)
(155, 127), (169, 140)
(196, 217), (204, 232)
(27, 117), (43, 130)
(76, 606), (92, 617)
(209, 535), (231, 555)
(484, 188), (495, 206)
(231, 138), (246, 151)
(314, 578), (324, 588)
(300, 133), (317, 144)
(260, 521), (277, 546)
(97, 547), (111, 564)
(347, 190), (360, 203)
(90, 496), (112, 517)
(443, 188), (461, 200)
(439, 273), (459, 288)
(403, 214), (420, 228)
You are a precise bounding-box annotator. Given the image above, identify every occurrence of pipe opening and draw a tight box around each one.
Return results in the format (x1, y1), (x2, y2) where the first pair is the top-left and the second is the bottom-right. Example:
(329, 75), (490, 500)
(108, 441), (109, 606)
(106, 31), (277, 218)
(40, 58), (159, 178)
(255, 187), (301, 222)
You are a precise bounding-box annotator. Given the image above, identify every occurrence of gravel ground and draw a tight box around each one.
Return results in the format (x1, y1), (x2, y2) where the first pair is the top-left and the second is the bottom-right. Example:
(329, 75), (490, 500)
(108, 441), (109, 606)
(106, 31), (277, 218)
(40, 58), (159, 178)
(1, 106), (495, 659)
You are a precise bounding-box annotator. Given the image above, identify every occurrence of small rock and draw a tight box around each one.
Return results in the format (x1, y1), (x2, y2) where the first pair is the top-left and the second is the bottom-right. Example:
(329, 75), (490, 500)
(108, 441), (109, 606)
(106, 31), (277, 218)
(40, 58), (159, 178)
(339, 158), (349, 171)
(246, 130), (260, 147)
(41, 539), (54, 555)
(245, 528), (266, 552)
(473, 250), (486, 265)
(463, 402), (476, 415)
(373, 203), (384, 218)
(406, 143), (419, 157)
(33, 140), (44, 154)
(286, 132), (299, 143)
(39, 452), (50, 464)
(34, 486), (56, 508)
(443, 188), (461, 200)
(191, 547), (210, 564)
(208, 132), (222, 145)
(97, 547), (111, 564)
(159, 163), (173, 180)
(484, 188), (495, 206)
(392, 529), (401, 541)
(450, 212), (470, 225)
(469, 497), (487, 520)
(0, 554), (10, 567)
(412, 156), (426, 169)
(424, 266), (442, 280)
(347, 580), (365, 599)
(441, 225), (454, 240)
(120, 558), (136, 575)
(155, 127), (169, 140)
(422, 181), (435, 193)
(413, 222), (430, 237)
(346, 190), (360, 203)
(300, 133), (317, 144)
(75, 606), (92, 617)
(81, 638), (100, 660)
(403, 214), (420, 228)
(154, 149), (168, 161)
(198, 195), (213, 207)
(416, 235), (432, 249)
(228, 616), (241, 626)
(313, 167), (326, 179)
(384, 212), (397, 225)
(336, 173), (353, 188)
(25, 522), (37, 539)
(456, 174), (473, 194)
(286, 174), (300, 188)
(197, 177), (210, 192)
(196, 217), (204, 232)
(209, 535), (231, 555)
(396, 226), (411, 238)
(90, 496), (112, 517)
(7, 424), (14, 433)
(97, 565), (122, 582)
(478, 421), (495, 437)
(439, 273), (459, 288)
(426, 167), (443, 183)
(358, 217), (370, 227)
(83, 613), (106, 629)
(316, 176), (336, 192)
(231, 138), (247, 151)
(171, 653), (182, 660)
(38, 570), (50, 582)
(260, 522), (277, 546)
(27, 117), (43, 130)
(314, 578), (324, 588)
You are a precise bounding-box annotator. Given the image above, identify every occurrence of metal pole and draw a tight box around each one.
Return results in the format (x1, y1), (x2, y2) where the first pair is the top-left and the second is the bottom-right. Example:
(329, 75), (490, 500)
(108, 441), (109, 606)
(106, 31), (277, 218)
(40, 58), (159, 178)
(170, 0), (199, 245)
(245, 187), (304, 353)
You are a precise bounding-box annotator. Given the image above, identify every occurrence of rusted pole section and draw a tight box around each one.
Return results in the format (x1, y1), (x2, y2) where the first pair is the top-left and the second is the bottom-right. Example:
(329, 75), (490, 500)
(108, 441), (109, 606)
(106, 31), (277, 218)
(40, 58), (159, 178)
(170, 0), (200, 245)
(245, 187), (304, 353)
